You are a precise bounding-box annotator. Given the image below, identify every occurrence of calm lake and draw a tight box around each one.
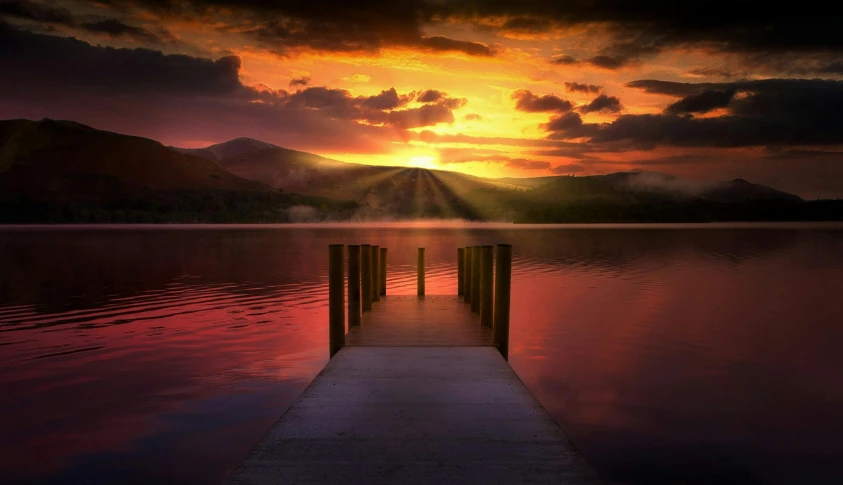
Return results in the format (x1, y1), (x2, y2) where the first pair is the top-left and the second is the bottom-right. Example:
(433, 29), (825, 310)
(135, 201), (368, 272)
(1, 223), (842, 484)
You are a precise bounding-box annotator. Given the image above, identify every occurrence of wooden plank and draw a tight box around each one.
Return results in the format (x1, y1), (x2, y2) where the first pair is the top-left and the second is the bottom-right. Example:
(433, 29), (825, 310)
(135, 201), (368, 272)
(225, 347), (601, 485)
(346, 295), (492, 347)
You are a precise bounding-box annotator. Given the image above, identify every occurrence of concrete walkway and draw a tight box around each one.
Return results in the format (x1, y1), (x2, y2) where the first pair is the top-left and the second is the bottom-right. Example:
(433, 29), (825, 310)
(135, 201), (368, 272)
(346, 295), (492, 347)
(225, 347), (601, 484)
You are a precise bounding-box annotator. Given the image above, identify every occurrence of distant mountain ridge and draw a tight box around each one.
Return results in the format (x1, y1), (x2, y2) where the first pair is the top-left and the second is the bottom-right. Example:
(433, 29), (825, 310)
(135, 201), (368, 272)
(1, 118), (837, 223)
(0, 119), (355, 222)
(173, 138), (283, 164)
(173, 137), (501, 218)
(176, 137), (802, 214)
(0, 119), (267, 194)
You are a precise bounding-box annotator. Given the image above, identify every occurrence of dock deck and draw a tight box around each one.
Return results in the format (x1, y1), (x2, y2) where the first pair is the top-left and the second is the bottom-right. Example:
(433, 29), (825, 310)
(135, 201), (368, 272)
(346, 295), (492, 346)
(225, 293), (600, 484)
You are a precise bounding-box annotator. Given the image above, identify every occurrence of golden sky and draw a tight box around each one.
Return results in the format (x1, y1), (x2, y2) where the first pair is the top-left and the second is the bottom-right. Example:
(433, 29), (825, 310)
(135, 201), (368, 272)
(2, 1), (843, 196)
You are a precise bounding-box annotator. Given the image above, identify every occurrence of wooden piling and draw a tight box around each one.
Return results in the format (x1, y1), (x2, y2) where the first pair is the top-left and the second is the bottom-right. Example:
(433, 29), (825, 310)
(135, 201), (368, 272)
(328, 244), (345, 358)
(457, 247), (465, 296)
(361, 244), (372, 312)
(348, 245), (361, 327)
(418, 247), (425, 296)
(464, 246), (473, 303)
(380, 247), (387, 296)
(232, 242), (603, 484)
(372, 245), (381, 302)
(480, 245), (494, 328)
(494, 244), (512, 360)
(471, 245), (481, 313)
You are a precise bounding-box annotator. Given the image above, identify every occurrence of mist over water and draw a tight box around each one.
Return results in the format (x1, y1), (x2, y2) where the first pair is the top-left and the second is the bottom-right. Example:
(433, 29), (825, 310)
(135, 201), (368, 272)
(1, 224), (842, 484)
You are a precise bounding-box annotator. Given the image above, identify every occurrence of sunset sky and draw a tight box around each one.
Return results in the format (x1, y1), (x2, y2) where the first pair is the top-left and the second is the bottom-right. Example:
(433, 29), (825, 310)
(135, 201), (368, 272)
(2, 1), (842, 197)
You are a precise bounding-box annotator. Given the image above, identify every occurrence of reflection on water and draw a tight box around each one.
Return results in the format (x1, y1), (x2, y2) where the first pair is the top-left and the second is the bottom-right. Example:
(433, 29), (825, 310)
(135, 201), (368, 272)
(1, 224), (842, 484)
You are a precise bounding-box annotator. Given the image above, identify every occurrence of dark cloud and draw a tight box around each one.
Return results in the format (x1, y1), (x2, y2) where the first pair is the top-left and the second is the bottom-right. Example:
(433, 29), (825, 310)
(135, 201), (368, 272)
(415, 35), (494, 56)
(464, 113), (482, 121)
(438, 96), (467, 110)
(0, 0), (74, 24)
(500, 16), (553, 35)
(103, 0), (494, 57)
(386, 104), (455, 129)
(627, 79), (723, 96)
(417, 90), (444, 103)
(360, 88), (411, 110)
(542, 112), (598, 139)
(289, 75), (310, 87)
(545, 78), (843, 148)
(587, 55), (630, 70)
(0, 24), (458, 153)
(453, 1), (843, 70)
(0, 24), (242, 95)
(11, 1), (843, 68)
(1, 0), (171, 43)
(283, 87), (348, 110)
(415, 89), (465, 109)
(278, 86), (449, 127)
(80, 19), (164, 43)
(565, 82), (601, 94)
(512, 89), (573, 113)
(579, 94), (622, 113)
(550, 55), (578, 65)
(414, 90), (467, 114)
(665, 89), (735, 114)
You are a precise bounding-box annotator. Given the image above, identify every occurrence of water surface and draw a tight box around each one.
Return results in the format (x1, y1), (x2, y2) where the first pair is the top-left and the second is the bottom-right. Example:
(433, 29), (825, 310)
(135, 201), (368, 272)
(1, 223), (842, 484)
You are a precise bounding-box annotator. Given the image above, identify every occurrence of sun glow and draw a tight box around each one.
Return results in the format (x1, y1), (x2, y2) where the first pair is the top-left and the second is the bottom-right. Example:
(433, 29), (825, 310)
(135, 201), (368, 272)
(408, 155), (439, 169)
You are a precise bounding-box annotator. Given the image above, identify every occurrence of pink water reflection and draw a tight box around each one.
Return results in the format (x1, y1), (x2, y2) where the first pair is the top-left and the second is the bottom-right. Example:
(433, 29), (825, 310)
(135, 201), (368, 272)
(1, 225), (842, 484)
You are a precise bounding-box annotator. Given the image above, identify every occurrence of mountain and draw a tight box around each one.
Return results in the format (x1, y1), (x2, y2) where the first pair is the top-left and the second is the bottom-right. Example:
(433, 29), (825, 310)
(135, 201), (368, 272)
(518, 171), (802, 205)
(175, 138), (501, 219)
(0, 119), (356, 223)
(180, 138), (811, 220)
(462, 171), (813, 222)
(700, 178), (803, 203)
(174, 137), (279, 164)
(0, 119), (267, 195)
(2, 120), (837, 223)
(176, 138), (356, 197)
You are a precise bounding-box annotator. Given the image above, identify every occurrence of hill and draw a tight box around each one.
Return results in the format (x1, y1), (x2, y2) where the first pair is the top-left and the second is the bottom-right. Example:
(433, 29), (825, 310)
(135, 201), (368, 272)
(181, 138), (813, 221)
(175, 138), (500, 219)
(520, 171), (801, 205)
(2, 119), (839, 223)
(0, 119), (269, 195)
(0, 119), (356, 223)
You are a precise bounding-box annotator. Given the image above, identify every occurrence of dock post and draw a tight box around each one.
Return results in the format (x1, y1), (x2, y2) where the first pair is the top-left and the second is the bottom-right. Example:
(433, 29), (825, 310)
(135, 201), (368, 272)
(494, 244), (512, 360)
(457, 248), (465, 296)
(372, 246), (381, 302)
(328, 244), (345, 358)
(361, 244), (372, 312)
(380, 247), (387, 296)
(348, 245), (361, 327)
(471, 245), (481, 313)
(480, 245), (494, 327)
(418, 247), (425, 296)
(464, 246), (473, 303)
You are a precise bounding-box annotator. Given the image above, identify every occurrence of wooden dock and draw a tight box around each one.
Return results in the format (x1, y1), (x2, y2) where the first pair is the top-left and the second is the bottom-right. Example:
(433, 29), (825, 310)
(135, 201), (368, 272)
(224, 246), (600, 484)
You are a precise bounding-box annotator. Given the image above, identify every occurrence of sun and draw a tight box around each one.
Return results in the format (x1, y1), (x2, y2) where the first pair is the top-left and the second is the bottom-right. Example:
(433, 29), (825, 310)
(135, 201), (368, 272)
(407, 155), (438, 169)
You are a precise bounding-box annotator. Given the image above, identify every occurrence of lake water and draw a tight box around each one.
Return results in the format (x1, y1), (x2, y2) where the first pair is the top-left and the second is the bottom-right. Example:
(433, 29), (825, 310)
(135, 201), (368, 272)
(1, 223), (842, 484)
